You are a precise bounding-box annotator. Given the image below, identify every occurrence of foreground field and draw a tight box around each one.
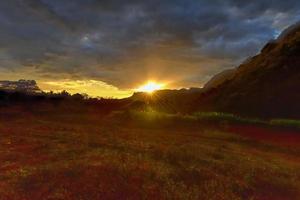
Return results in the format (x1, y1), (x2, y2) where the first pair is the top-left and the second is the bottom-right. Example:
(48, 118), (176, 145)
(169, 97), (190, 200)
(1, 105), (300, 200)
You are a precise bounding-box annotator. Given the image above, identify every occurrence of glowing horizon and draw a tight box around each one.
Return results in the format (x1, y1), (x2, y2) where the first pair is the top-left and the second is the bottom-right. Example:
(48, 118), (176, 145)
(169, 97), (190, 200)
(39, 79), (133, 98)
(136, 81), (165, 93)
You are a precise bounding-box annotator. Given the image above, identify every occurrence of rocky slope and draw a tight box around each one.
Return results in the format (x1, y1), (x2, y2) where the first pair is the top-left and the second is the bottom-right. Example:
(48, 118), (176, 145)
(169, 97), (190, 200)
(196, 22), (300, 118)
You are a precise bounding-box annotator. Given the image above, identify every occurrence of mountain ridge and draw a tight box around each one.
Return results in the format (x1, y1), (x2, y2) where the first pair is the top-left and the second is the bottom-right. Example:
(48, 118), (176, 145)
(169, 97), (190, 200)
(194, 22), (300, 118)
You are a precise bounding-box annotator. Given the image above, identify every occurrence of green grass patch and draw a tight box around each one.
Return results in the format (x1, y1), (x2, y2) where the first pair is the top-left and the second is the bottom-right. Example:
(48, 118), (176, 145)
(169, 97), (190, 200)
(115, 110), (300, 130)
(269, 119), (300, 129)
(193, 112), (265, 125)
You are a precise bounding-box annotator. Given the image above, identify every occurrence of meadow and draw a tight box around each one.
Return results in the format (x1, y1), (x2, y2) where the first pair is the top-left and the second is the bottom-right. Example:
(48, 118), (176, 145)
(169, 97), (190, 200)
(1, 105), (300, 200)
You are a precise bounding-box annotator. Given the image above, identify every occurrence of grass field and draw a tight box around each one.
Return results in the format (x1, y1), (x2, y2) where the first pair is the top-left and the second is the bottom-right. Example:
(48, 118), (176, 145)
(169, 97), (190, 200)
(1, 105), (300, 200)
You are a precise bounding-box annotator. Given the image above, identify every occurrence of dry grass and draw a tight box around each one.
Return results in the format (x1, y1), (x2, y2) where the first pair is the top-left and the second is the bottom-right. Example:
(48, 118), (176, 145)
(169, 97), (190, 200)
(0, 106), (300, 199)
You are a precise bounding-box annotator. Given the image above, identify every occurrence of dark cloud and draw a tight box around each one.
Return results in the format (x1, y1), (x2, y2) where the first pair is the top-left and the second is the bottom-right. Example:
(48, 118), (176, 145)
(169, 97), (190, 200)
(0, 0), (299, 89)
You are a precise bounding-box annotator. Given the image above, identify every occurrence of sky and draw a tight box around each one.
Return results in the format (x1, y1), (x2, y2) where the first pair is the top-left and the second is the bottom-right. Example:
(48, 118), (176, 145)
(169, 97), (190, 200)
(0, 0), (299, 98)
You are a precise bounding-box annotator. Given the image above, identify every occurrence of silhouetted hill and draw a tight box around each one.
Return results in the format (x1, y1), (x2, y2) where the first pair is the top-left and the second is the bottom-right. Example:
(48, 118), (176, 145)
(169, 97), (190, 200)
(129, 88), (203, 113)
(195, 22), (300, 118)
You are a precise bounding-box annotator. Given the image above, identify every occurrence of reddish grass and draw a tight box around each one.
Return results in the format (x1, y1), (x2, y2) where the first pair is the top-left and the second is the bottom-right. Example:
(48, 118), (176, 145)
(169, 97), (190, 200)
(228, 125), (300, 147)
(1, 106), (300, 199)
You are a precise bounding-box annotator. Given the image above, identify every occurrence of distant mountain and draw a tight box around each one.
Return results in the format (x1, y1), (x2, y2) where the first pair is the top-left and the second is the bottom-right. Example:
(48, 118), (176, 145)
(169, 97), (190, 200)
(0, 80), (41, 93)
(195, 22), (300, 118)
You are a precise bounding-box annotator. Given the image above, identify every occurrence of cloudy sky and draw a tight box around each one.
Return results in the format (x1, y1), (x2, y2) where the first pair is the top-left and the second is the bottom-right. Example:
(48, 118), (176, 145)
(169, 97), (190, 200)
(0, 0), (299, 97)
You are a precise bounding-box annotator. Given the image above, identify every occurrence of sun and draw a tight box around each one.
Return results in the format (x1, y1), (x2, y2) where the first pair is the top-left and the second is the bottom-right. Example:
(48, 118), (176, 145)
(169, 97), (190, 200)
(137, 81), (165, 93)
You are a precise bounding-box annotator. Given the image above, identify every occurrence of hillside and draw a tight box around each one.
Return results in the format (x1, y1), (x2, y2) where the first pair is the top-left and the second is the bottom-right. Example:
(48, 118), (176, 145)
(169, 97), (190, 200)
(195, 22), (300, 118)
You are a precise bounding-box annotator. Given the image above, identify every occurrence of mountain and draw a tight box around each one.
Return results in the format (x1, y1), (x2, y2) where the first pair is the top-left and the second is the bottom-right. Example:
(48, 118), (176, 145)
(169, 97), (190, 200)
(0, 80), (41, 93)
(195, 22), (300, 118)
